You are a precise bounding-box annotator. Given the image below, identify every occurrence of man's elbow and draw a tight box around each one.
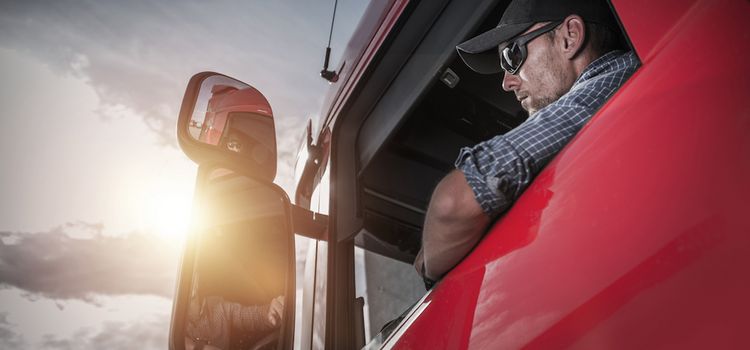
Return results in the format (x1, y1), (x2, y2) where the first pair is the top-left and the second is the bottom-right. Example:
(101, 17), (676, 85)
(430, 170), (487, 223)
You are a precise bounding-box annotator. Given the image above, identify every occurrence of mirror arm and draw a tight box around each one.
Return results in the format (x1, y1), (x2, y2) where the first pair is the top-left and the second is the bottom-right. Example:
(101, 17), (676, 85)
(292, 205), (329, 240)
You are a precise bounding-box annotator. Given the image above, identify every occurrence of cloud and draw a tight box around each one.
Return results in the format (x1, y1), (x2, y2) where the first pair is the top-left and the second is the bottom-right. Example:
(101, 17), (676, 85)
(0, 313), (25, 349)
(0, 222), (179, 301)
(0, 0), (365, 147)
(0, 311), (169, 350)
(38, 319), (168, 350)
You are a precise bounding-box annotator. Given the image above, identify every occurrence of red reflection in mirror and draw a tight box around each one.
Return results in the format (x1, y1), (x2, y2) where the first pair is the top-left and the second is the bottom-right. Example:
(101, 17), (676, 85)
(199, 86), (273, 146)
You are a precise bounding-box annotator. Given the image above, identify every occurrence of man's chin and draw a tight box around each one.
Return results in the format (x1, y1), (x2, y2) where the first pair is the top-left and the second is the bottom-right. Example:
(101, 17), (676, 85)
(528, 95), (562, 116)
(526, 100), (556, 117)
(521, 100), (535, 116)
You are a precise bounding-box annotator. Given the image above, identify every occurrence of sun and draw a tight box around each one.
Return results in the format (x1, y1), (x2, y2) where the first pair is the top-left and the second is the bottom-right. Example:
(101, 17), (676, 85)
(143, 180), (194, 243)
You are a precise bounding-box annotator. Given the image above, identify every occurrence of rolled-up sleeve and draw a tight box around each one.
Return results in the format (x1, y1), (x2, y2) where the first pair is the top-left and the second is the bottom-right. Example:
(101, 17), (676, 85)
(456, 104), (591, 217)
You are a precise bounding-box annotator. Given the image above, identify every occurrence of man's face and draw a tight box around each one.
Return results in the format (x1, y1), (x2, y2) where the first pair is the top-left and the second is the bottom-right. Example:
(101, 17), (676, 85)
(501, 22), (575, 115)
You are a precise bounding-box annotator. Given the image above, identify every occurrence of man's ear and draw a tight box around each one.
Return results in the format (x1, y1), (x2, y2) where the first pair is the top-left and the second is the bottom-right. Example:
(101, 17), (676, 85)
(559, 15), (585, 59)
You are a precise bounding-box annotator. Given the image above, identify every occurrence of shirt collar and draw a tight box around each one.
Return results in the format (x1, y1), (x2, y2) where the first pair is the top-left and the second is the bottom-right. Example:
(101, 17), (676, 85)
(573, 50), (628, 86)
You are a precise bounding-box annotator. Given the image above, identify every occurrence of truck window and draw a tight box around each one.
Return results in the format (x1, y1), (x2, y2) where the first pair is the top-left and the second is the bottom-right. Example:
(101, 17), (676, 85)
(354, 246), (425, 340)
(351, 3), (529, 342)
(353, 63), (525, 340)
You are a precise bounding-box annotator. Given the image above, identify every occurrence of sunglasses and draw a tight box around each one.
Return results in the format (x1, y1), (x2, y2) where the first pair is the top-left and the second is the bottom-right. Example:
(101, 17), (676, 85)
(499, 21), (562, 74)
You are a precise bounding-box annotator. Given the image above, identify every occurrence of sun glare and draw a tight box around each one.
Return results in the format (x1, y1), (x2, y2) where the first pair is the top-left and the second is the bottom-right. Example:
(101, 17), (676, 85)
(143, 181), (194, 243)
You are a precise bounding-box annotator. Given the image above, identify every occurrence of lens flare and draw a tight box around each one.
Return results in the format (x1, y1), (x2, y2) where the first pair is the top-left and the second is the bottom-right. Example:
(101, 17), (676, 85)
(143, 179), (194, 243)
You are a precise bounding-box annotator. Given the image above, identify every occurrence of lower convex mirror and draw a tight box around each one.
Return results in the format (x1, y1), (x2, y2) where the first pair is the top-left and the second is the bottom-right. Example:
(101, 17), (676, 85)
(171, 170), (295, 350)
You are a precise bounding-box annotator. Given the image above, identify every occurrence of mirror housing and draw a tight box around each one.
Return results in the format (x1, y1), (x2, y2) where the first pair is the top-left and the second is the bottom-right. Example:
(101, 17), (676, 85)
(170, 167), (295, 350)
(177, 72), (277, 181)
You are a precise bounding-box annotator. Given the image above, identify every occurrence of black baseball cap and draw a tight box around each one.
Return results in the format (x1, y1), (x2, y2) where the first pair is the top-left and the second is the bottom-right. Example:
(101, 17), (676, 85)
(456, 0), (619, 74)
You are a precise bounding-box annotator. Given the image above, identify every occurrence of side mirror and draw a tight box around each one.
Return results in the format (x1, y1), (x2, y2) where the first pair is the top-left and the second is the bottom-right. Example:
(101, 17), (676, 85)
(177, 72), (277, 181)
(170, 168), (295, 350)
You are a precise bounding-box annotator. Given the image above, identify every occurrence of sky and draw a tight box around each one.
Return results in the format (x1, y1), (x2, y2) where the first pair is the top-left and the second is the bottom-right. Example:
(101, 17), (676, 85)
(0, 0), (369, 348)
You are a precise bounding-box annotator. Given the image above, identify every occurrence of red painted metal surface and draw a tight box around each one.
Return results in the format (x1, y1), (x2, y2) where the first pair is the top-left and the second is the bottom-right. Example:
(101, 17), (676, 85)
(392, 0), (750, 348)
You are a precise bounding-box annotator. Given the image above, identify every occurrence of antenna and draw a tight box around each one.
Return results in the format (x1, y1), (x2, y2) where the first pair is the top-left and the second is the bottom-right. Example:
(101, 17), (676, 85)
(320, 0), (339, 82)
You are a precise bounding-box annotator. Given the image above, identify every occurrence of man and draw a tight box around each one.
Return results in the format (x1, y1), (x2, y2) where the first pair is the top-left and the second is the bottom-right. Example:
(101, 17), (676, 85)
(415, 0), (639, 285)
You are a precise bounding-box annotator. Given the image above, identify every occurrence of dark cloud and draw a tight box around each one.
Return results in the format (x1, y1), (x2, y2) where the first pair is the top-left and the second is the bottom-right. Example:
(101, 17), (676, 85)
(0, 222), (179, 301)
(0, 0), (366, 147)
(0, 313), (25, 349)
(38, 318), (168, 350)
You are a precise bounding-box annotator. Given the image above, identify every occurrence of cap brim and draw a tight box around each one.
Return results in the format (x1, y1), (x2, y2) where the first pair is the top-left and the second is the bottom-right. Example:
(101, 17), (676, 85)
(456, 22), (533, 74)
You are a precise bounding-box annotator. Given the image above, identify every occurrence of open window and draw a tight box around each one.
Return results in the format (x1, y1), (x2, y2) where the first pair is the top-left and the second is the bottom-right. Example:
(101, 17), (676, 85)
(348, 1), (523, 340)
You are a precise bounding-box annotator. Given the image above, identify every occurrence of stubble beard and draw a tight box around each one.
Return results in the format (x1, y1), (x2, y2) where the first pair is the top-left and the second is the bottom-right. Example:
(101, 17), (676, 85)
(525, 51), (571, 116)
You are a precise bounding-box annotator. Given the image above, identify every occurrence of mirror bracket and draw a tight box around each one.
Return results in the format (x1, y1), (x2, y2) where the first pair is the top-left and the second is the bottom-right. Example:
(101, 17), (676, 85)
(292, 205), (328, 240)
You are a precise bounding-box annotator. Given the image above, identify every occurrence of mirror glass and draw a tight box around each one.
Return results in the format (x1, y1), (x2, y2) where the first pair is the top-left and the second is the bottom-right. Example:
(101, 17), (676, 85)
(187, 74), (277, 180)
(182, 172), (291, 350)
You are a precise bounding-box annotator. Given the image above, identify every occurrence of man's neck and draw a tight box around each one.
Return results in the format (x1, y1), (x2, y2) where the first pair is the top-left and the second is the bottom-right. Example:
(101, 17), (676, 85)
(571, 49), (599, 79)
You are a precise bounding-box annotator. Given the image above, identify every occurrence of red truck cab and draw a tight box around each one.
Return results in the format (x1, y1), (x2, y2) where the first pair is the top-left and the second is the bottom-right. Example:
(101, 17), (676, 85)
(170, 0), (750, 349)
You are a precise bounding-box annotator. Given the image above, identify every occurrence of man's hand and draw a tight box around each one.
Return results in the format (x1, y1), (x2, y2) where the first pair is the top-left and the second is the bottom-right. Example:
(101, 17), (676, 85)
(266, 295), (285, 327)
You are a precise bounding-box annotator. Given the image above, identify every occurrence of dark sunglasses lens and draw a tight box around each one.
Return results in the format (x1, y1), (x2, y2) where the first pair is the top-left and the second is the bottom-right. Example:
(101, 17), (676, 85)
(501, 44), (523, 73)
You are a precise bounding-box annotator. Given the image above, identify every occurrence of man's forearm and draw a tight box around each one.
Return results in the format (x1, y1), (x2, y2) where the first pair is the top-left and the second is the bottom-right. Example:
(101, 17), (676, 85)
(422, 210), (490, 280)
(420, 170), (491, 280)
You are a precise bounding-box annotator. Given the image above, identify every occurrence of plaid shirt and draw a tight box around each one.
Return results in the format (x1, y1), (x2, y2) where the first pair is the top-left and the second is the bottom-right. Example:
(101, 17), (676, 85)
(456, 50), (639, 217)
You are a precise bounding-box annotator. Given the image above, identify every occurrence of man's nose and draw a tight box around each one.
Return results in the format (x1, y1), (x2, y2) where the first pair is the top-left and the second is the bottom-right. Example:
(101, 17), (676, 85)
(502, 71), (519, 92)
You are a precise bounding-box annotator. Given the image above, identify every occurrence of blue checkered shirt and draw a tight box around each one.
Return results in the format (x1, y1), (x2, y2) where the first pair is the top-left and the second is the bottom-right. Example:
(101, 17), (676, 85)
(456, 50), (639, 217)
